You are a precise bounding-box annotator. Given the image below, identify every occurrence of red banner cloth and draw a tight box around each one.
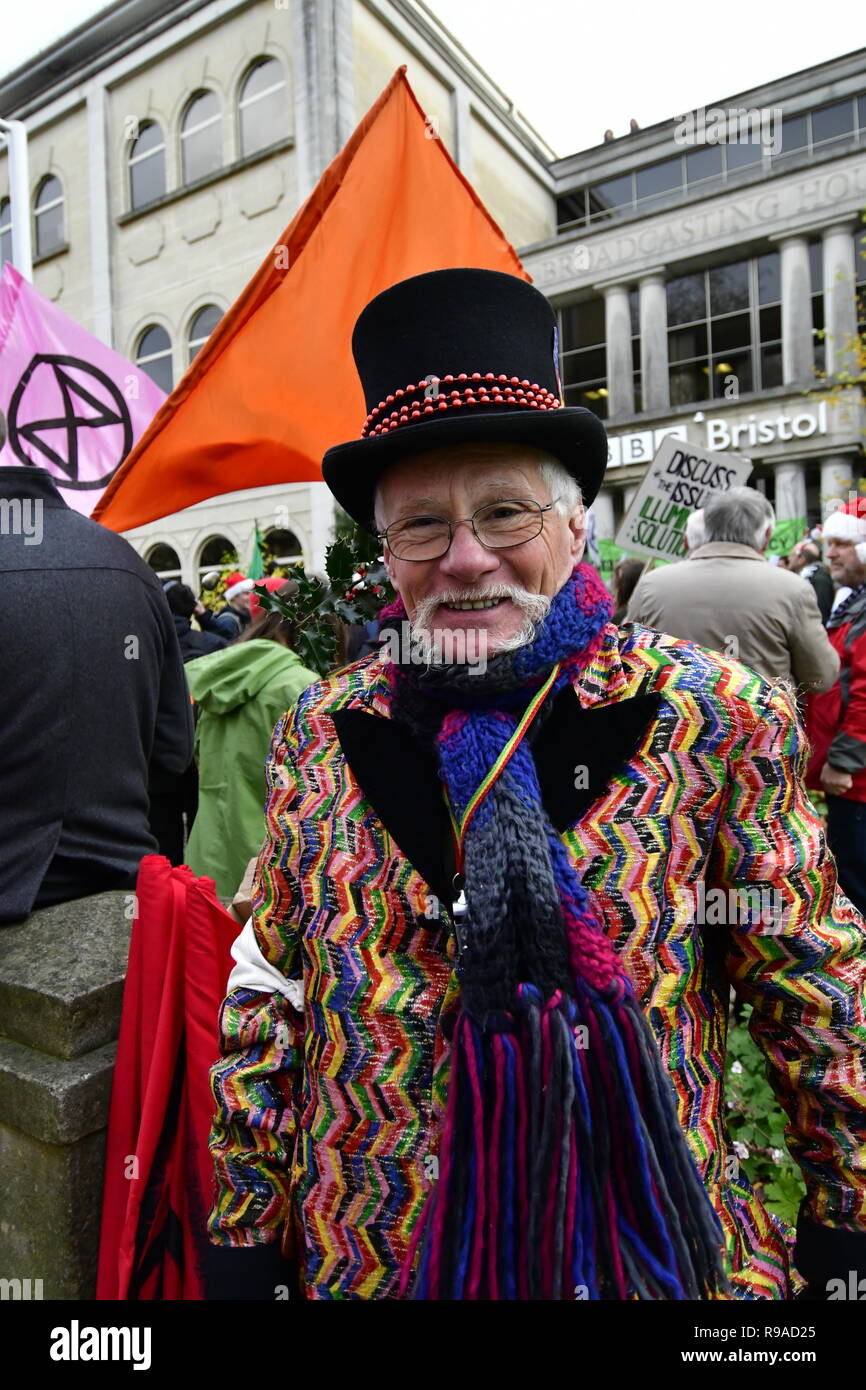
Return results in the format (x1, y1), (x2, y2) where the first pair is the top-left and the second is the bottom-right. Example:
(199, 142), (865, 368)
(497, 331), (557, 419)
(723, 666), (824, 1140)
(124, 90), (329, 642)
(96, 857), (239, 1300)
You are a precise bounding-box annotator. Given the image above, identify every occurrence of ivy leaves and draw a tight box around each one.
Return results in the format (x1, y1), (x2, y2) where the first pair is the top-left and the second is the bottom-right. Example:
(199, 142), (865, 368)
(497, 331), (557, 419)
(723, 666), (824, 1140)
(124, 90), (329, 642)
(725, 1008), (806, 1227)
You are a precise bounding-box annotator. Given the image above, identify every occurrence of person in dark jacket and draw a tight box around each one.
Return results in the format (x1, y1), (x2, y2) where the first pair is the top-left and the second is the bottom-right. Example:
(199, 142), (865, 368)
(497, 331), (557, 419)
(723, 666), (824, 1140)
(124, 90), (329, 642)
(788, 539), (835, 624)
(0, 462), (194, 924)
(149, 580), (224, 862)
(210, 571), (254, 640)
(164, 581), (227, 662)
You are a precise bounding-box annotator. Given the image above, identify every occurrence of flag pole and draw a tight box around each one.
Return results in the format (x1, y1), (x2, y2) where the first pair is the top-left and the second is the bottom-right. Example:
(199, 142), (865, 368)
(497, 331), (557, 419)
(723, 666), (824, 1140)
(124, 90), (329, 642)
(0, 119), (32, 280)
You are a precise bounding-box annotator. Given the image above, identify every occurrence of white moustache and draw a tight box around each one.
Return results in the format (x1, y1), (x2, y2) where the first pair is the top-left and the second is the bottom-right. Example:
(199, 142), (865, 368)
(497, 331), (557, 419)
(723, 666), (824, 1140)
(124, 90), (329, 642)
(410, 585), (551, 657)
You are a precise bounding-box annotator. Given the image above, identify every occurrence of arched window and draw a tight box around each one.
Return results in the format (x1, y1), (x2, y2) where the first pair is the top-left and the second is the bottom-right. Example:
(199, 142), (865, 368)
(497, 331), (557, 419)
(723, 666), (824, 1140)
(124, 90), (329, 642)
(34, 176), (64, 257)
(264, 527), (303, 565)
(135, 325), (173, 395)
(238, 57), (286, 157)
(198, 535), (238, 589)
(181, 91), (222, 184)
(187, 304), (224, 363)
(0, 198), (11, 266)
(128, 121), (166, 210)
(146, 543), (182, 582)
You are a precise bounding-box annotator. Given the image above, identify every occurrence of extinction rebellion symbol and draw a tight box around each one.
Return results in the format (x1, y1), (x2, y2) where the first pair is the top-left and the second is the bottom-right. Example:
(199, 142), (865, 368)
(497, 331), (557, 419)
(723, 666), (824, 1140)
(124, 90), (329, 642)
(7, 354), (133, 489)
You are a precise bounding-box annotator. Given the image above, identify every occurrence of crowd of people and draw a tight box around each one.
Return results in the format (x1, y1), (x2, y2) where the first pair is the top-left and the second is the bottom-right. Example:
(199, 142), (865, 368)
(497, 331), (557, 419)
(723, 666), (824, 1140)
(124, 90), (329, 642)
(3, 420), (862, 934)
(618, 488), (866, 918)
(1, 270), (864, 1303)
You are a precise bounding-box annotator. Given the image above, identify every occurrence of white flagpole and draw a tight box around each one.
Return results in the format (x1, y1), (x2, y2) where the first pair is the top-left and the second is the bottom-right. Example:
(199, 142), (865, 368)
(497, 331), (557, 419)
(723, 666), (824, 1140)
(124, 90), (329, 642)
(0, 118), (32, 280)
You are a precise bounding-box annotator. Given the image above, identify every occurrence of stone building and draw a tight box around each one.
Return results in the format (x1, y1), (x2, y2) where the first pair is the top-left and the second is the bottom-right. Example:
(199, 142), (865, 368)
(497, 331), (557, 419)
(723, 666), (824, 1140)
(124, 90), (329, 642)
(1, 10), (864, 580)
(522, 47), (866, 555)
(0, 0), (555, 584)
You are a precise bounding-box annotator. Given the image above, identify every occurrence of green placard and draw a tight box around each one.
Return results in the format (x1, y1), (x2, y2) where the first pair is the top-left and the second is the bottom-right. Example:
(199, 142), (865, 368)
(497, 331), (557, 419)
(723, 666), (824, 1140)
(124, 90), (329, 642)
(767, 518), (807, 558)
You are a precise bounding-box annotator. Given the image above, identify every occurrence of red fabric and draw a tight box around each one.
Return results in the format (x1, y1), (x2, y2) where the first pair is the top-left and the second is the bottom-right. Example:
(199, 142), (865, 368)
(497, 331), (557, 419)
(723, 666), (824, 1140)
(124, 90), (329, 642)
(96, 857), (239, 1300)
(806, 616), (866, 802)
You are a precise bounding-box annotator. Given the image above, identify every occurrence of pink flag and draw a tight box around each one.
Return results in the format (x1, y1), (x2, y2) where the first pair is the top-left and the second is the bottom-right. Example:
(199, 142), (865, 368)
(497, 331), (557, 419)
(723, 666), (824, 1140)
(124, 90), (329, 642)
(0, 264), (166, 517)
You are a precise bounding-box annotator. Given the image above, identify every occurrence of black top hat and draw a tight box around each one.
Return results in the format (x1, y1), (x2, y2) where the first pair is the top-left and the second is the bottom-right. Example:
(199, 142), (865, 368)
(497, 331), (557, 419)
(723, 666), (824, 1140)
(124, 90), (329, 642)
(321, 268), (608, 531)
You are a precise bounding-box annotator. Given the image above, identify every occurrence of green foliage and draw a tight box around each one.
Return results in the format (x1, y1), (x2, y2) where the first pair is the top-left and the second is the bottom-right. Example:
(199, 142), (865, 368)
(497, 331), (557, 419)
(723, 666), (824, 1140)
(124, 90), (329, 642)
(333, 504), (358, 541)
(725, 1007), (806, 1228)
(253, 524), (395, 677)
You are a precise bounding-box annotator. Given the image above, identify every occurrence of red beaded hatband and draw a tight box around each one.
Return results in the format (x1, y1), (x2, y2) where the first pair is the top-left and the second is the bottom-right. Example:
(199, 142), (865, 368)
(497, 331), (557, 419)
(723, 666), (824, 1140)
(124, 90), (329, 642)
(360, 372), (562, 438)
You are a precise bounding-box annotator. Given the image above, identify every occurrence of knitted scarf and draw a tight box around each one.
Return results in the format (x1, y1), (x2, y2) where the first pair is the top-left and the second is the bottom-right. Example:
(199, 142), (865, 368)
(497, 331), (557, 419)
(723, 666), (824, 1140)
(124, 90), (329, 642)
(829, 580), (866, 627)
(386, 563), (728, 1300)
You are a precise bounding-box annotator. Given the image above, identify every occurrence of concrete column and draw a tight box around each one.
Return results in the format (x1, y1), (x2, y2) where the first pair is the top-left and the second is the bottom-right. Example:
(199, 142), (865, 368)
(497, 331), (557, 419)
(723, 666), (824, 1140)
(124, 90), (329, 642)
(589, 488), (616, 541)
(822, 222), (859, 379)
(292, 0), (356, 202)
(452, 86), (472, 176)
(623, 483), (640, 511)
(777, 235), (814, 384)
(308, 481), (336, 574)
(820, 454), (855, 520)
(639, 271), (670, 411)
(600, 283), (634, 418)
(85, 79), (113, 345)
(774, 458), (808, 521)
(0, 892), (133, 1297)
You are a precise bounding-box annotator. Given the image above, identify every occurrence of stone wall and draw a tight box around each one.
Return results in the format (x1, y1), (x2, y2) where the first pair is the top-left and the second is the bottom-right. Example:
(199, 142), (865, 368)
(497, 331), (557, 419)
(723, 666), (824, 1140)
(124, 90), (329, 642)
(0, 892), (133, 1300)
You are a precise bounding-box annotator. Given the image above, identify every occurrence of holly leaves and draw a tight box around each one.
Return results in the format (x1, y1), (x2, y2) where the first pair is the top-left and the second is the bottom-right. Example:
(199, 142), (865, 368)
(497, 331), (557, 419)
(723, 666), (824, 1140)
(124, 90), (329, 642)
(252, 525), (394, 676)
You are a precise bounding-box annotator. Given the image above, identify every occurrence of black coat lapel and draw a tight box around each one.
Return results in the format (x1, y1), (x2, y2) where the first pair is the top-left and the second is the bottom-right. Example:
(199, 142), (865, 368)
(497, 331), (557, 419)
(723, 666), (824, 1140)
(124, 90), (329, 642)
(331, 707), (454, 905)
(531, 687), (663, 831)
(331, 687), (662, 902)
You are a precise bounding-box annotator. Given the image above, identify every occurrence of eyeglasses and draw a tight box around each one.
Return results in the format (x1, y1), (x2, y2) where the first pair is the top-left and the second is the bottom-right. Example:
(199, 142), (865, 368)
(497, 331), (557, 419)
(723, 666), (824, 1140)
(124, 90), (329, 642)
(378, 497), (560, 562)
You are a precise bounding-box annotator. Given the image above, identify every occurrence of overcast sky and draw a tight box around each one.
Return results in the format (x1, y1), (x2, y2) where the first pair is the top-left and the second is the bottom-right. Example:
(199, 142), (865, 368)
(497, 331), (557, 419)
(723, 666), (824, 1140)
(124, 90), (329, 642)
(2, 0), (863, 156)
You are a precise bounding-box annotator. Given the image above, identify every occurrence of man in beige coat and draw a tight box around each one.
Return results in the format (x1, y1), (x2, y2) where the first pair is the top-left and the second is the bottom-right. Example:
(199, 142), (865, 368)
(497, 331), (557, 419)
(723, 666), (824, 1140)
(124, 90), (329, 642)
(626, 487), (839, 694)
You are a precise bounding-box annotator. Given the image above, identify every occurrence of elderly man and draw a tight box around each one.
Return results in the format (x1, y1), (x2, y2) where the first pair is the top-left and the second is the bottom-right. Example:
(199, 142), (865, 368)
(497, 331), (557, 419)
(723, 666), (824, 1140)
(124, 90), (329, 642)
(206, 270), (866, 1302)
(626, 487), (839, 694)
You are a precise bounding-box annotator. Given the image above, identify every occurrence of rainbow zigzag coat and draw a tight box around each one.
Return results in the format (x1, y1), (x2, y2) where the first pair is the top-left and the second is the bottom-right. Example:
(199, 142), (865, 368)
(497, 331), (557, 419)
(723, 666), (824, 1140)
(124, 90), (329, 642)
(208, 622), (866, 1300)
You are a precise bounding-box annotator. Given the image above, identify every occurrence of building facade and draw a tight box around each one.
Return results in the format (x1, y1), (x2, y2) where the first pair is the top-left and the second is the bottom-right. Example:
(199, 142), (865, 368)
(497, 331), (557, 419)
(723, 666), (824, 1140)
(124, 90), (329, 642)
(1, 9), (864, 584)
(522, 48), (866, 559)
(0, 0), (555, 584)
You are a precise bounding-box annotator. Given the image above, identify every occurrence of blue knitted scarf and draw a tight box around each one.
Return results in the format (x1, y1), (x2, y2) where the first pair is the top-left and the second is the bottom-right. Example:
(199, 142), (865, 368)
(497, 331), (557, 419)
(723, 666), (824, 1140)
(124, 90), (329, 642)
(387, 563), (728, 1300)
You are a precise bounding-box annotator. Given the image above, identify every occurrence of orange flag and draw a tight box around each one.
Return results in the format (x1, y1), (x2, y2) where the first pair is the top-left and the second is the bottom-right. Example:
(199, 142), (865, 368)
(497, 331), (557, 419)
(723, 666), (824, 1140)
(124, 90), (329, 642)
(94, 68), (528, 532)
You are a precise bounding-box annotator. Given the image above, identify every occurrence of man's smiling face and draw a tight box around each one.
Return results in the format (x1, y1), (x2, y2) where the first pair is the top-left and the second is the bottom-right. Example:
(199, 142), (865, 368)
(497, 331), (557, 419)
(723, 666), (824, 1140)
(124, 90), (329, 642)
(377, 443), (586, 655)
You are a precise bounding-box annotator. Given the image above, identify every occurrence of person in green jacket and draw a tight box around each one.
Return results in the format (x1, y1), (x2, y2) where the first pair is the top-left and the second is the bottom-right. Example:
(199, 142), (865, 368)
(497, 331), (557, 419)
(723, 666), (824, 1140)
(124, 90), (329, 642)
(184, 587), (317, 898)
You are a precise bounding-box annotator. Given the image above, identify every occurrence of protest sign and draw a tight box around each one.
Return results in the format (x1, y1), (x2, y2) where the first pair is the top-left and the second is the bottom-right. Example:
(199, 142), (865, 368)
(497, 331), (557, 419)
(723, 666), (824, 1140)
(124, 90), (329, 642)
(613, 436), (753, 564)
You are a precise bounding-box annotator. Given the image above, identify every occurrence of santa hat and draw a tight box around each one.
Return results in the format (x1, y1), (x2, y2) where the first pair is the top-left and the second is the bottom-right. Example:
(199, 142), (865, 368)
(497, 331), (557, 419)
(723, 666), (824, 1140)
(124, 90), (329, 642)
(224, 570), (255, 602)
(248, 575), (292, 623)
(822, 498), (866, 563)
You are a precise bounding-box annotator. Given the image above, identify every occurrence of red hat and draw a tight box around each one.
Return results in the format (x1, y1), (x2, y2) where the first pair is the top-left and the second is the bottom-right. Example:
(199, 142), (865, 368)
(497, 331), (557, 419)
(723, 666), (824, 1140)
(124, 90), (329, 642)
(248, 576), (290, 624)
(224, 570), (255, 602)
(822, 497), (866, 562)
